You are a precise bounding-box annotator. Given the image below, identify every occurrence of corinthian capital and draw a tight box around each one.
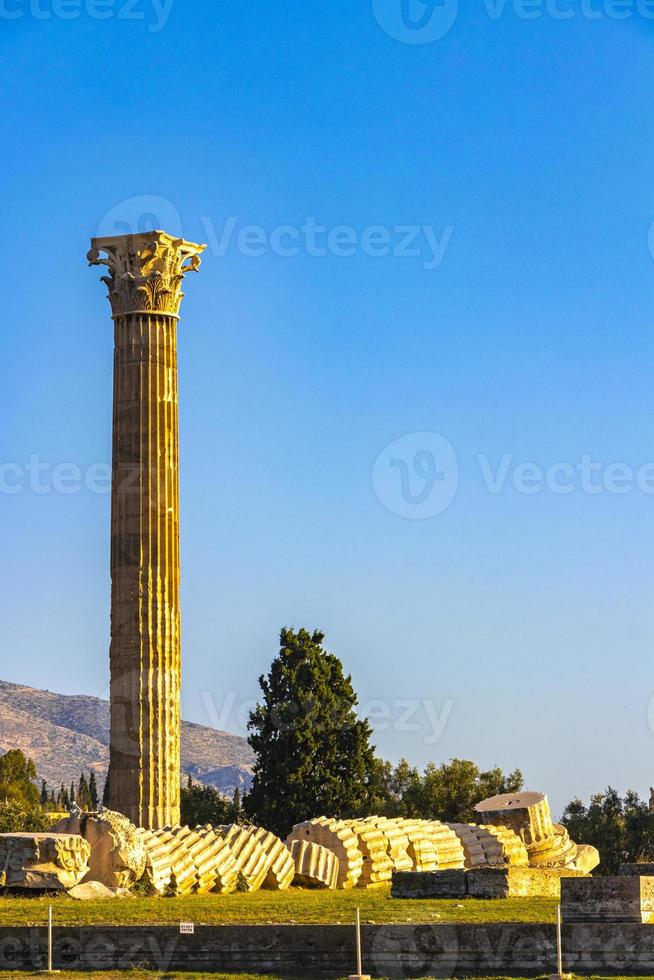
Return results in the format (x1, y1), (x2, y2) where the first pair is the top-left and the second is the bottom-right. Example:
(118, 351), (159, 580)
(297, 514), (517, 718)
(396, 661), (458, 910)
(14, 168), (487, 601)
(88, 231), (206, 318)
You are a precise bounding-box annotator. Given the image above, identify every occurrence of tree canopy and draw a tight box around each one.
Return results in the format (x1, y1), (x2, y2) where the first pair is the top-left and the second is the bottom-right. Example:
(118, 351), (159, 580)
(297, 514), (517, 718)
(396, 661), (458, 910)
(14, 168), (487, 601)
(244, 628), (377, 837)
(366, 756), (523, 823)
(0, 750), (39, 807)
(562, 788), (654, 875)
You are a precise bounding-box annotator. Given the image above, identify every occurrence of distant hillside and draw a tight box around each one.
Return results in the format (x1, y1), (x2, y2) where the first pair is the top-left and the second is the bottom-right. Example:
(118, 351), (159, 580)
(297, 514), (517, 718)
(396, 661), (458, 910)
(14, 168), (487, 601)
(0, 680), (254, 798)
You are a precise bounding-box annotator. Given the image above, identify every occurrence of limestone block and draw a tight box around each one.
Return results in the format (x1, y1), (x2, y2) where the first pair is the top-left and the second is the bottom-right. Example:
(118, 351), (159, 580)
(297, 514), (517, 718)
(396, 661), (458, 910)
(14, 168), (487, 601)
(253, 828), (296, 891)
(391, 869), (468, 899)
(192, 825), (239, 894)
(0, 834), (90, 891)
(68, 881), (127, 900)
(468, 867), (586, 899)
(216, 825), (271, 892)
(364, 818), (413, 873)
(474, 791), (555, 847)
(139, 824), (291, 896)
(571, 844), (600, 875)
(341, 820), (393, 887)
(288, 840), (339, 890)
(448, 823), (528, 869)
(287, 818), (363, 889)
(395, 820), (439, 872)
(140, 826), (197, 897)
(421, 821), (466, 870)
(447, 824), (487, 868)
(527, 825), (578, 869)
(138, 828), (174, 895)
(620, 862), (654, 876)
(53, 810), (146, 890)
(164, 826), (200, 896)
(561, 875), (654, 923)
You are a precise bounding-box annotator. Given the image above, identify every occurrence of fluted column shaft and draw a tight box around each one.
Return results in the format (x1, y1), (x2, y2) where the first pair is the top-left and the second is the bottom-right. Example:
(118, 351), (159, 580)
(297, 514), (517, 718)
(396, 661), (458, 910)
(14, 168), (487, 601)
(110, 312), (181, 829)
(89, 231), (205, 830)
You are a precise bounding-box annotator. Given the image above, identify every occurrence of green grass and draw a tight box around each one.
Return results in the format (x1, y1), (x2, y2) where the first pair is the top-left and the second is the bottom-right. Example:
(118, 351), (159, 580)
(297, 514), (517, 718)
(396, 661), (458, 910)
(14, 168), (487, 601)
(0, 885), (558, 927)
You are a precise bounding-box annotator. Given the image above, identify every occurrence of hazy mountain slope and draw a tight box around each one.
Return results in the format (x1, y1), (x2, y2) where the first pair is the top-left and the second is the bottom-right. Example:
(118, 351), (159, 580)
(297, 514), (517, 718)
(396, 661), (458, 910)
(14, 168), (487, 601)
(0, 680), (254, 797)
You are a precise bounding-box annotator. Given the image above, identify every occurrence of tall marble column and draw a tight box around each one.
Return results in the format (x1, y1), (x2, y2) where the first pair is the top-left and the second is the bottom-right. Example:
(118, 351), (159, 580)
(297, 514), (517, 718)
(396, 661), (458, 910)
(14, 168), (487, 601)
(88, 231), (205, 829)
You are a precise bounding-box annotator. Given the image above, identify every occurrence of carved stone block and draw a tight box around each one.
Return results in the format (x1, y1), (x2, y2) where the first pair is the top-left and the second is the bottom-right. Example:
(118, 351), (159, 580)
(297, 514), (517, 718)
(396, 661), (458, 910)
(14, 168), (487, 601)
(0, 833), (90, 891)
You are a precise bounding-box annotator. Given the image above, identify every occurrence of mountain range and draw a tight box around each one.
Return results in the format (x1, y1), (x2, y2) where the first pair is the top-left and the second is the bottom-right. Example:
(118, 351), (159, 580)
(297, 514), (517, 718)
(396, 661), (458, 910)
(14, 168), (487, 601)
(0, 679), (254, 798)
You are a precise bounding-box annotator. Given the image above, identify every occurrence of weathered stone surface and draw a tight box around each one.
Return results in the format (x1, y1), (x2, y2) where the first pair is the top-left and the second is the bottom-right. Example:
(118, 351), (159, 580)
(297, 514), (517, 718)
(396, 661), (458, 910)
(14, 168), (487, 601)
(287, 819), (363, 889)
(474, 791), (555, 847)
(0, 834), (90, 891)
(68, 881), (126, 900)
(468, 867), (586, 899)
(562, 876), (654, 924)
(54, 810), (146, 890)
(288, 840), (339, 890)
(422, 820), (466, 870)
(392, 869), (467, 899)
(218, 826), (267, 892)
(393, 866), (587, 900)
(526, 823), (578, 869)
(571, 843), (600, 875)
(189, 825), (239, 895)
(138, 828), (175, 895)
(448, 823), (528, 869)
(343, 820), (393, 887)
(89, 231), (205, 830)
(256, 829), (296, 891)
(395, 820), (439, 872)
(621, 862), (654, 876)
(473, 792), (598, 872)
(138, 824), (292, 896)
(7, 921), (654, 976)
(364, 818), (413, 873)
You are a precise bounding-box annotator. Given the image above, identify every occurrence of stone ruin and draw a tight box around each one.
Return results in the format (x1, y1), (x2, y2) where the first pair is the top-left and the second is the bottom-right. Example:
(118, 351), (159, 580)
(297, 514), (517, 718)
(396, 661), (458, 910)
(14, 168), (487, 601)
(0, 833), (90, 892)
(0, 790), (600, 899)
(393, 791), (600, 899)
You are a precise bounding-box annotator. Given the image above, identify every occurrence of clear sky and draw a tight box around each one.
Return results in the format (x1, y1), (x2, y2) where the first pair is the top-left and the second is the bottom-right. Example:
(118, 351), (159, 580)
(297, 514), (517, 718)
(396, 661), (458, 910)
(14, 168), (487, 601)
(2, 1), (654, 816)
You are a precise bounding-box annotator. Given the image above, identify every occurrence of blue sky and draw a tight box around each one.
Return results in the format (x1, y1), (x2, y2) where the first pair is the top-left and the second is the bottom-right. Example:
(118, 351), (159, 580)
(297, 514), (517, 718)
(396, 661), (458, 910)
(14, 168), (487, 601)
(2, 1), (654, 815)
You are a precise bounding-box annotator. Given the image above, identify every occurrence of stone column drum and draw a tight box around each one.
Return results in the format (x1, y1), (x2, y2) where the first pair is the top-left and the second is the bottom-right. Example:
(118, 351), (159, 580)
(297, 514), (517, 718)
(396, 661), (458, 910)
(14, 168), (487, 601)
(88, 231), (205, 829)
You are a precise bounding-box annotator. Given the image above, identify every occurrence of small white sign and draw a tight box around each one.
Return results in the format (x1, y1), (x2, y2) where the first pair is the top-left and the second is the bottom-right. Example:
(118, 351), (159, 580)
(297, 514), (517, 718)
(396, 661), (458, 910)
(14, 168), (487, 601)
(179, 923), (195, 935)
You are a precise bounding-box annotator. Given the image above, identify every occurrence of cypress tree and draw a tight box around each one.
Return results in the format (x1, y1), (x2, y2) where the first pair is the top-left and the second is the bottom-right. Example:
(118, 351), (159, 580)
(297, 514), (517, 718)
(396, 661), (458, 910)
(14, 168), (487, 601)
(89, 771), (99, 809)
(244, 628), (376, 837)
(78, 773), (89, 809)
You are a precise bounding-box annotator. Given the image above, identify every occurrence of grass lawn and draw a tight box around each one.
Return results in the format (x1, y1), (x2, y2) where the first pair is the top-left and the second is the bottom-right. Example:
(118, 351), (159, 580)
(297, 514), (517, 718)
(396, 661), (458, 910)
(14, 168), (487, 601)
(0, 885), (558, 927)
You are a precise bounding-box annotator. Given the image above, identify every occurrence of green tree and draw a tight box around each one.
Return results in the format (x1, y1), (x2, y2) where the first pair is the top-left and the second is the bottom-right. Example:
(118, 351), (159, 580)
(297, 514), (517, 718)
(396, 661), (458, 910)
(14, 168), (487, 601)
(232, 787), (243, 824)
(410, 758), (523, 823)
(0, 750), (39, 807)
(102, 771), (110, 806)
(89, 772), (99, 809)
(40, 780), (48, 806)
(561, 788), (654, 875)
(244, 628), (376, 837)
(364, 758), (424, 818)
(0, 800), (48, 834)
(180, 780), (232, 826)
(78, 773), (90, 809)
